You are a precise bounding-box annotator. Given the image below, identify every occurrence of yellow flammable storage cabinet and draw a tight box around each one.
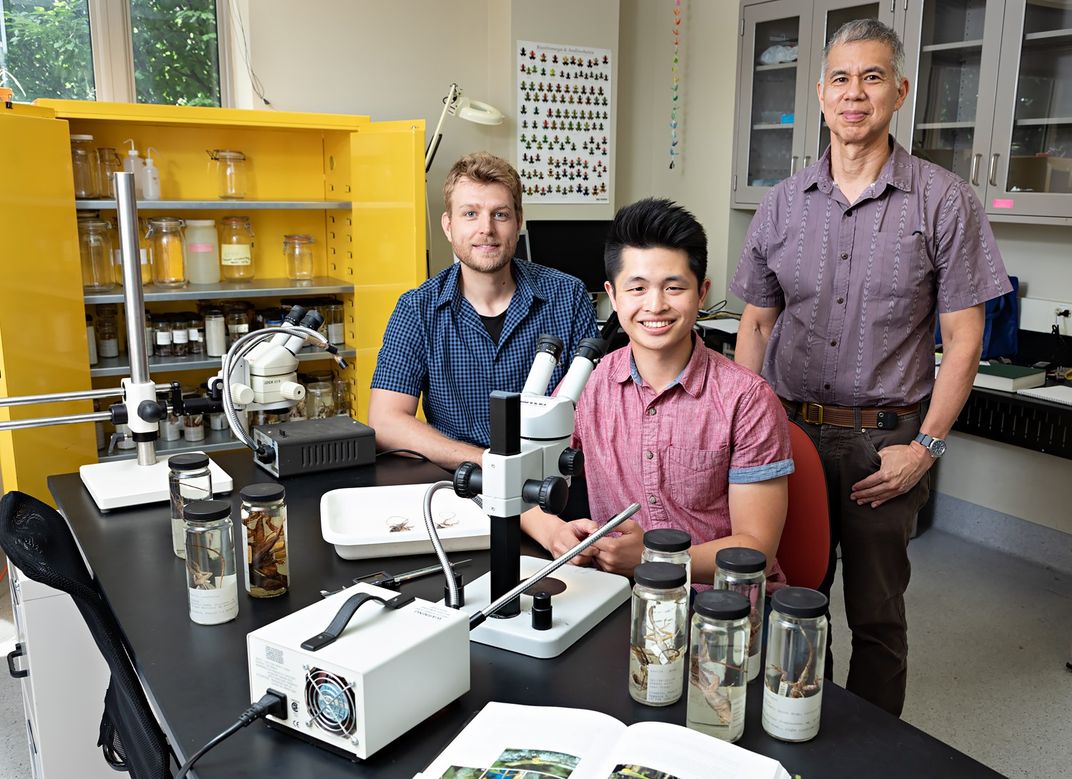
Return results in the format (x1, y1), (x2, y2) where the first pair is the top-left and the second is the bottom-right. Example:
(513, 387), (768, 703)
(0, 100), (426, 505)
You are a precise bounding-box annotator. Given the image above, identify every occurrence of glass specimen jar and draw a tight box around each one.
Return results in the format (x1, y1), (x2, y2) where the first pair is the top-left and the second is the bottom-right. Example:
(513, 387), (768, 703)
(283, 233), (315, 281)
(325, 301), (344, 344)
(70, 134), (99, 198)
(147, 217), (187, 287)
(629, 561), (688, 706)
(305, 377), (335, 419)
(204, 308), (227, 357)
(714, 547), (768, 682)
(78, 218), (116, 291)
(97, 146), (123, 199)
(168, 453), (212, 559)
(641, 528), (692, 591)
(171, 316), (190, 357)
(182, 500), (239, 625)
(225, 308), (250, 348)
(687, 590), (751, 742)
(185, 219), (220, 284)
(209, 149), (247, 199)
(186, 312), (205, 355)
(239, 483), (289, 598)
(96, 315), (120, 359)
(219, 216), (255, 280)
(153, 313), (174, 357)
(762, 587), (828, 742)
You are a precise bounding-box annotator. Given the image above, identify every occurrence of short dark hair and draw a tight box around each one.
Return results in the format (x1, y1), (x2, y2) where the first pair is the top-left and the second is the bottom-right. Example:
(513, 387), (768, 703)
(822, 18), (905, 83)
(604, 198), (707, 287)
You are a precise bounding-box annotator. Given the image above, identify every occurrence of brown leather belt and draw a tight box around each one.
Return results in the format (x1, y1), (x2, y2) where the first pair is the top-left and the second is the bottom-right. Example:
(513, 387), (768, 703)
(779, 398), (920, 429)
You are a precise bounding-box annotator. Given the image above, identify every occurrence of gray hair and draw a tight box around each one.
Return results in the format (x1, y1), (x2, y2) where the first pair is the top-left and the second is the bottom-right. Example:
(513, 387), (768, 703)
(820, 18), (905, 84)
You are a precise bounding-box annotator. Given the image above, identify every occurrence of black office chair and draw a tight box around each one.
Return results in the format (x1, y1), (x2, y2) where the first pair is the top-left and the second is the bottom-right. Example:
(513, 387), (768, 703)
(0, 491), (173, 779)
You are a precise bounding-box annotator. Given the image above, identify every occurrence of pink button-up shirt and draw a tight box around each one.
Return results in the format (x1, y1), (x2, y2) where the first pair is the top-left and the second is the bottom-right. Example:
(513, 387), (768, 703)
(574, 336), (793, 587)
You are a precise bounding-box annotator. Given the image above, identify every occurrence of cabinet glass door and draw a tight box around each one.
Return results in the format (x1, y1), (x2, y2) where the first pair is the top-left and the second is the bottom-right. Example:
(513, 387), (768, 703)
(734, 1), (811, 206)
(988, 0), (1072, 216)
(812, 2), (885, 161)
(907, 1), (1002, 192)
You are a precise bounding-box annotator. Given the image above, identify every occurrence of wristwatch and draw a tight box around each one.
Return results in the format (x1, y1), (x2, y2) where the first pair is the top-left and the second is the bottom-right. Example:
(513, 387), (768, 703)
(913, 433), (947, 459)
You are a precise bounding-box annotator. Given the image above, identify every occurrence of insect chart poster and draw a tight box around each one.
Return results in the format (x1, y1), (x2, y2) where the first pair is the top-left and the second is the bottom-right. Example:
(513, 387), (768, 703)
(516, 40), (612, 204)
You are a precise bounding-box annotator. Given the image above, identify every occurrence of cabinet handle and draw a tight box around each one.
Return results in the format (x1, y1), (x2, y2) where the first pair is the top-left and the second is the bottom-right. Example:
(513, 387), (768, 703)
(803, 155), (812, 168)
(7, 643), (28, 679)
(988, 153), (1000, 187)
(970, 153), (982, 186)
(789, 156), (799, 176)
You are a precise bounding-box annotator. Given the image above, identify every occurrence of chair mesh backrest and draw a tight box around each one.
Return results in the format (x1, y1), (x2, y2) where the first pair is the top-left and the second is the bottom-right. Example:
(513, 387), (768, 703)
(0, 491), (172, 779)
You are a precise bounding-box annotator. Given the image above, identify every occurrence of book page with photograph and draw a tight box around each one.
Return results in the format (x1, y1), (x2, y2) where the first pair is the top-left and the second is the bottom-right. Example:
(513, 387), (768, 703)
(594, 720), (789, 779)
(416, 702), (625, 779)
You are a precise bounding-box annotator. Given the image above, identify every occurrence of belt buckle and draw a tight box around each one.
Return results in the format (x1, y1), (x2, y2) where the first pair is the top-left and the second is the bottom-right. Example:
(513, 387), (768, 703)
(801, 402), (824, 425)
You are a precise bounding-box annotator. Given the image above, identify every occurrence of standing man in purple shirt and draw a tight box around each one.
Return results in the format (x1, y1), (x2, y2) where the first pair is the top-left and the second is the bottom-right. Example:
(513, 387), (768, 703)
(732, 19), (1012, 716)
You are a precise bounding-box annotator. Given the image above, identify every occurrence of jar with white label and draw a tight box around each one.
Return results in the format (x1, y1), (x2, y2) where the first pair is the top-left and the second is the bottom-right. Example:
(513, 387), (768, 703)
(182, 500), (239, 625)
(171, 317), (190, 357)
(714, 547), (767, 682)
(153, 314), (173, 357)
(762, 587), (828, 742)
(96, 316), (120, 359)
(168, 453), (212, 559)
(226, 309), (250, 348)
(641, 528), (692, 591)
(187, 312), (205, 355)
(185, 219), (220, 284)
(687, 590), (751, 742)
(629, 561), (688, 706)
(219, 216), (254, 281)
(325, 301), (344, 344)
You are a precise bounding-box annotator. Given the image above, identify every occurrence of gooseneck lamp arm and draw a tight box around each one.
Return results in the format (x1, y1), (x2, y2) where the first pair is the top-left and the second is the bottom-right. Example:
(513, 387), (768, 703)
(425, 83), (460, 173)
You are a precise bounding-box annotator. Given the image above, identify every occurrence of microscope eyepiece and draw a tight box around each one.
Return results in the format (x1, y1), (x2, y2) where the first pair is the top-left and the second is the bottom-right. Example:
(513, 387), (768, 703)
(284, 305), (306, 325)
(575, 338), (608, 362)
(535, 334), (565, 359)
(300, 309), (324, 331)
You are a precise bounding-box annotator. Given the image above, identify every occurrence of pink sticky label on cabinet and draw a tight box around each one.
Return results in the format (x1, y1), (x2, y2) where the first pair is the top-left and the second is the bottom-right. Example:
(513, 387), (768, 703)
(992, 198), (1014, 209)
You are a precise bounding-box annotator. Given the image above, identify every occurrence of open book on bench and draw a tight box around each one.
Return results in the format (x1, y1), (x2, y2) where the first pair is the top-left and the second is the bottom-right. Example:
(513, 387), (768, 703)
(415, 701), (789, 779)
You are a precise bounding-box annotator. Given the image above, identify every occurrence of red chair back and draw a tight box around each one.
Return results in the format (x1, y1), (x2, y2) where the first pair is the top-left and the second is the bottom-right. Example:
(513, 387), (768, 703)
(776, 421), (831, 589)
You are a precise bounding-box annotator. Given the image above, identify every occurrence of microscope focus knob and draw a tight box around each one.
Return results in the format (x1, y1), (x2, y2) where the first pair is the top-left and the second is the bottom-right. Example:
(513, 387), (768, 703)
(137, 400), (168, 422)
(453, 461), (483, 499)
(523, 476), (569, 516)
(558, 447), (585, 477)
(278, 381), (306, 401)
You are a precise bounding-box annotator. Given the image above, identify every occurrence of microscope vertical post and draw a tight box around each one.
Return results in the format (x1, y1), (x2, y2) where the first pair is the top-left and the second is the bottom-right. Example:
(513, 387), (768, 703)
(488, 391), (522, 617)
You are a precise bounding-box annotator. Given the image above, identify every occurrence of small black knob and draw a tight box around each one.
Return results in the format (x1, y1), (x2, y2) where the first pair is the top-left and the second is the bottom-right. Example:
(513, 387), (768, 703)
(137, 400), (167, 422)
(531, 590), (552, 630)
(453, 461), (483, 498)
(108, 403), (128, 425)
(558, 447), (585, 477)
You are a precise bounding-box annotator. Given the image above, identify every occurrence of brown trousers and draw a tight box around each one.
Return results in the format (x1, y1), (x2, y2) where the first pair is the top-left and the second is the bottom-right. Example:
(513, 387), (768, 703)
(787, 409), (931, 717)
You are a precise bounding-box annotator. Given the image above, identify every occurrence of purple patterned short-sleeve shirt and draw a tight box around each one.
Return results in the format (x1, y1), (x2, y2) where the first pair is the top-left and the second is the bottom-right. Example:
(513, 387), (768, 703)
(731, 139), (1012, 407)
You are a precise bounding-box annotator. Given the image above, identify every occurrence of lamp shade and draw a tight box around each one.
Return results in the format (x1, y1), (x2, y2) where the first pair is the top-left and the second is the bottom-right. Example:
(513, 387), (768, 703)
(457, 97), (504, 126)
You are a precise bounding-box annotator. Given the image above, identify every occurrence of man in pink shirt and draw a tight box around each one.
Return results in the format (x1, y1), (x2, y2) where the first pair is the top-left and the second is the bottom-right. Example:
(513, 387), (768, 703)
(522, 198), (793, 587)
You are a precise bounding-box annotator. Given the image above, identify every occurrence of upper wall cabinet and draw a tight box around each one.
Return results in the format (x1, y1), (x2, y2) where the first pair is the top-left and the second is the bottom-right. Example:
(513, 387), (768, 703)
(733, 0), (893, 207)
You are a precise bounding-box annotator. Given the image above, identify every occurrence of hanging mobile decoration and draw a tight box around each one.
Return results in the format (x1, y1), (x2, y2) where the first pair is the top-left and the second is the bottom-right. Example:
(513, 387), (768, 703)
(670, 0), (682, 169)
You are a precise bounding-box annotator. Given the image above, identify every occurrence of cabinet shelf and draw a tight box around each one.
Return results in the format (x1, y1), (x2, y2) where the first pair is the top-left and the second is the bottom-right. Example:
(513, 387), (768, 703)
(1013, 117), (1072, 127)
(754, 62), (797, 71)
(84, 277), (354, 304)
(89, 344), (356, 377)
(752, 123), (794, 130)
(916, 121), (976, 130)
(97, 427), (245, 462)
(1023, 28), (1072, 44)
(920, 39), (983, 53)
(75, 199), (352, 211)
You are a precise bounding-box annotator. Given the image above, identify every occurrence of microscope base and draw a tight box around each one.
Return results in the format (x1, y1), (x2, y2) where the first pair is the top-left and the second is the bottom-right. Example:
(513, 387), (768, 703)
(79, 453), (234, 511)
(457, 555), (630, 658)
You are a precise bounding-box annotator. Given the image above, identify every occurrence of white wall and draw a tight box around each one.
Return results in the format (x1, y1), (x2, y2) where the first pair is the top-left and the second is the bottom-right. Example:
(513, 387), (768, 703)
(617, 0), (739, 303)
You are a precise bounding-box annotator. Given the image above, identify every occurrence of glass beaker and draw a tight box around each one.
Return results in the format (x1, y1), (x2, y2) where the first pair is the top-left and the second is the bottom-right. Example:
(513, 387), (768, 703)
(78, 218), (116, 291)
(283, 234), (314, 281)
(208, 149), (247, 199)
(70, 134), (99, 198)
(147, 217), (188, 287)
(97, 147), (123, 199)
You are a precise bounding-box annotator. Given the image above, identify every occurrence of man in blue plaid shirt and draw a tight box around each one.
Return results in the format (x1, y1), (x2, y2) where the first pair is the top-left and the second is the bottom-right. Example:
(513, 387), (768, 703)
(369, 153), (598, 468)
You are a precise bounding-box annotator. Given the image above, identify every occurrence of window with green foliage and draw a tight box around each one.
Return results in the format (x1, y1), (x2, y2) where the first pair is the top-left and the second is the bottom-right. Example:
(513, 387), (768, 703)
(130, 0), (220, 106)
(0, 0), (96, 101)
(0, 0), (223, 106)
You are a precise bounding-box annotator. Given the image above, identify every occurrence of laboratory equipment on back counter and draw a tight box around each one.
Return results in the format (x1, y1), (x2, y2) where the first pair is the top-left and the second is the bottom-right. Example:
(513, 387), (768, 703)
(448, 335), (637, 657)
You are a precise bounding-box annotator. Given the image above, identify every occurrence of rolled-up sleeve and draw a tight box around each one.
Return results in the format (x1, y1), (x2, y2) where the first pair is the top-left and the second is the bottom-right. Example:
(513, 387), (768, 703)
(728, 381), (794, 484)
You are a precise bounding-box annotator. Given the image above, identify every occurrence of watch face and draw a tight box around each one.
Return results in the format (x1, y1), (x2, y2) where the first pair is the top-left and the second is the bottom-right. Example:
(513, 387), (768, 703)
(929, 438), (947, 458)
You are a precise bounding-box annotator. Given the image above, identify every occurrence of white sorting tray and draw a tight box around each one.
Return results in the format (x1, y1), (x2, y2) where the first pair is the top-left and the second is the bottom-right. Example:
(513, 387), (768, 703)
(321, 483), (490, 559)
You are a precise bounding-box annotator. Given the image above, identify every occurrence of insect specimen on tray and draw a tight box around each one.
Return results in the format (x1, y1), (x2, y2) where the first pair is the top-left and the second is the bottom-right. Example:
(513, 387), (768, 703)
(435, 512), (459, 529)
(386, 516), (413, 533)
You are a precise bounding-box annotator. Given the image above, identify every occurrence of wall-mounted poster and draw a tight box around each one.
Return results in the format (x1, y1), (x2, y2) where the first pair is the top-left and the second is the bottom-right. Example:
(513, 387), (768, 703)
(517, 40), (612, 204)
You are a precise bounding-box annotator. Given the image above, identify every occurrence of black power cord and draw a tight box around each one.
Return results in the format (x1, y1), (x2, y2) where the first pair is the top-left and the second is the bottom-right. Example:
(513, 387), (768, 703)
(375, 448), (455, 475)
(175, 690), (288, 778)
